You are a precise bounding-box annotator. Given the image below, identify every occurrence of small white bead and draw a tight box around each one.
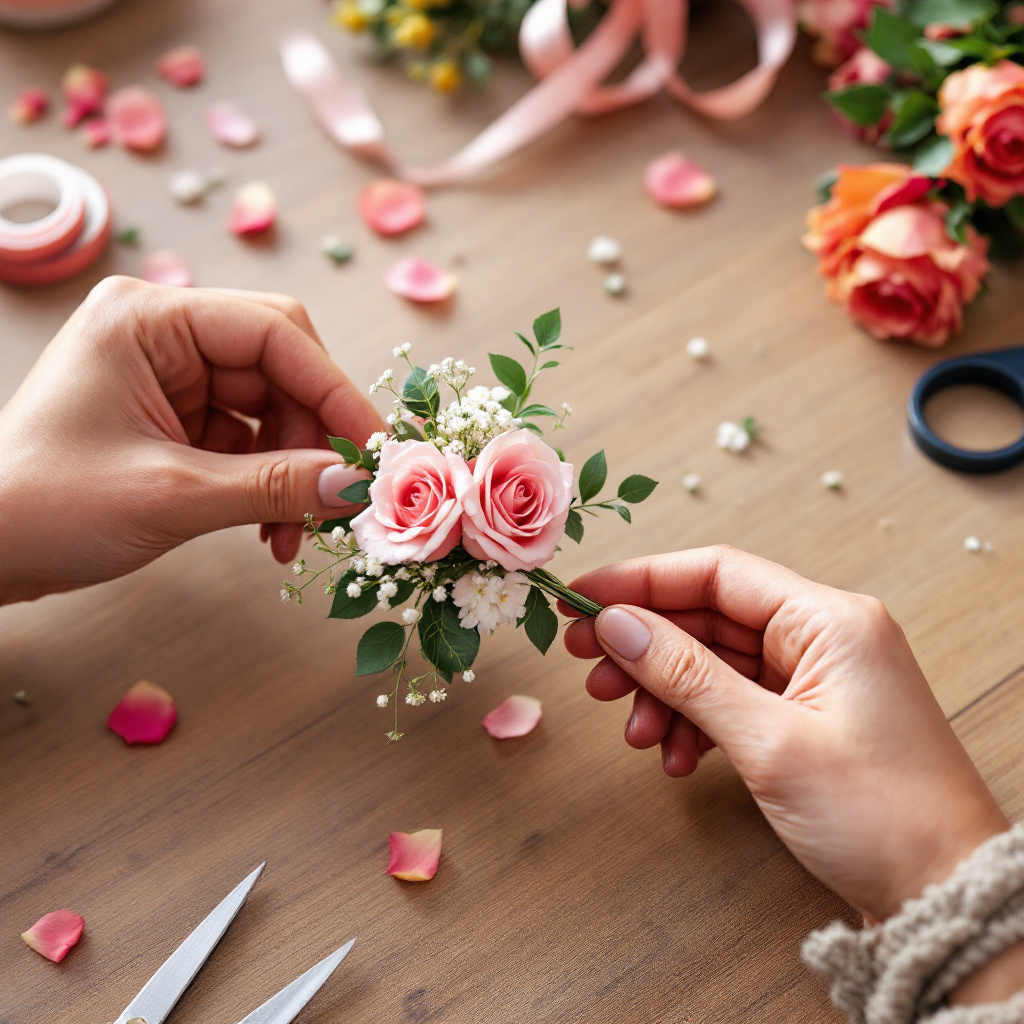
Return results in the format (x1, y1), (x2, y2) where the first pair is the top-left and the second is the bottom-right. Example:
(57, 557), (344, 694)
(686, 337), (709, 360)
(588, 235), (622, 264)
(964, 536), (982, 552)
(821, 470), (843, 490)
(682, 472), (701, 494)
(604, 272), (626, 296)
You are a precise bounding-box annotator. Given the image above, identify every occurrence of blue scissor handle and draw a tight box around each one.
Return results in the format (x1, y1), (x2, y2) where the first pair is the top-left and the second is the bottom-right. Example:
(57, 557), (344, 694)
(908, 345), (1024, 473)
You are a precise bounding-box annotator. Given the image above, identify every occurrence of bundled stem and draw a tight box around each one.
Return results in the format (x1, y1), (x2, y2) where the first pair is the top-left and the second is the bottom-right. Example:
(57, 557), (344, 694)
(524, 568), (603, 617)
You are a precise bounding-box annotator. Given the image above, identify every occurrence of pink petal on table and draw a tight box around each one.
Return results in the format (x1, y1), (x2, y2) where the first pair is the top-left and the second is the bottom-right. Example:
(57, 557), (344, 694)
(79, 117), (111, 149)
(387, 829), (442, 882)
(228, 181), (276, 236)
(10, 87), (49, 125)
(156, 44), (205, 88)
(60, 64), (107, 127)
(206, 101), (260, 148)
(21, 910), (85, 963)
(644, 152), (717, 209)
(142, 250), (192, 287)
(482, 695), (542, 739)
(107, 86), (167, 152)
(358, 179), (426, 236)
(384, 257), (456, 303)
(107, 681), (177, 745)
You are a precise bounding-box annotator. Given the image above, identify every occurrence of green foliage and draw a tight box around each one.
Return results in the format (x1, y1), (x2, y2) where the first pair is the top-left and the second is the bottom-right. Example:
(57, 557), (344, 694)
(825, 85), (890, 127)
(328, 577), (415, 619)
(418, 599), (479, 681)
(616, 475), (659, 504)
(520, 587), (559, 655)
(338, 479), (371, 504)
(392, 418), (424, 442)
(564, 508), (584, 544)
(866, 8), (938, 86)
(318, 516), (352, 535)
(328, 436), (362, 463)
(532, 308), (562, 349)
(402, 367), (440, 419)
(578, 450), (607, 504)
(945, 197), (973, 244)
(886, 90), (938, 148)
(814, 168), (839, 203)
(518, 403), (557, 418)
(913, 135), (955, 175)
(904, 0), (997, 28)
(356, 621), (406, 676)
(489, 353), (529, 396)
(613, 504), (632, 524)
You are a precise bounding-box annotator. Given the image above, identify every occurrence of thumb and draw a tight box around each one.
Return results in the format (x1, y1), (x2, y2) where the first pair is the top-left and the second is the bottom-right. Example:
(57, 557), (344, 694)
(594, 604), (782, 754)
(171, 447), (370, 537)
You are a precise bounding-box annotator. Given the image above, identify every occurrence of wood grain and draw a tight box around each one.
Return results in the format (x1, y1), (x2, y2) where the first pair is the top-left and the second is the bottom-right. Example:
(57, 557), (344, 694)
(1, 1), (1022, 1022)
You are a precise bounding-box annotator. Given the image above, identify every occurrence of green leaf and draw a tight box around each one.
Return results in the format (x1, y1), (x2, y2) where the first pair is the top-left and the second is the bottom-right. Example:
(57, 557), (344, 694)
(578, 450), (607, 504)
(944, 198), (973, 244)
(318, 516), (352, 535)
(392, 418), (424, 441)
(418, 599), (479, 681)
(338, 479), (371, 504)
(329, 578), (379, 619)
(328, 436), (362, 463)
(865, 8), (937, 80)
(613, 504), (632, 524)
(564, 508), (584, 544)
(116, 226), (141, 246)
(825, 85), (890, 127)
(616, 474), (659, 504)
(464, 49), (492, 86)
(886, 90), (938, 148)
(1006, 197), (1024, 235)
(917, 37), (969, 67)
(522, 587), (559, 655)
(540, 360), (560, 370)
(532, 308), (561, 349)
(518, 403), (557, 418)
(356, 621), (406, 676)
(814, 168), (838, 203)
(904, 0), (997, 28)
(515, 331), (536, 355)
(402, 367), (440, 419)
(913, 134), (955, 175)
(489, 353), (529, 397)
(520, 421), (545, 436)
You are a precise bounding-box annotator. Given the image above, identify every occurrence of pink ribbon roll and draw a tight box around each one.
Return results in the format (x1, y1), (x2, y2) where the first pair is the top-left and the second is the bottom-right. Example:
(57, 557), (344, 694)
(279, 0), (797, 187)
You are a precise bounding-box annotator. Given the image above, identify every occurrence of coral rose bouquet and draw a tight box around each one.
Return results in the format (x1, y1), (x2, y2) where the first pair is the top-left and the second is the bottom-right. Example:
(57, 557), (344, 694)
(281, 310), (657, 739)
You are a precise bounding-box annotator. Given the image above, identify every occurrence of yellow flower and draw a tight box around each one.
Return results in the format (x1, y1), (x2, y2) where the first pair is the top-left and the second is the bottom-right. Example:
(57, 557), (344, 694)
(406, 0), (450, 8)
(392, 13), (436, 49)
(331, 0), (370, 31)
(429, 58), (462, 93)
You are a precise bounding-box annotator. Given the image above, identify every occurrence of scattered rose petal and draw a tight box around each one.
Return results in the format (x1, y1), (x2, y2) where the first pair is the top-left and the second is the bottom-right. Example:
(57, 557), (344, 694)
(321, 233), (354, 264)
(79, 118), (110, 149)
(107, 680), (177, 745)
(142, 250), (192, 287)
(107, 86), (167, 152)
(682, 472), (701, 494)
(645, 152), (717, 209)
(10, 87), (49, 125)
(384, 257), (456, 302)
(387, 829), (442, 881)
(686, 336), (709, 360)
(169, 169), (209, 205)
(156, 45), (205, 87)
(61, 64), (107, 127)
(358, 179), (426, 236)
(821, 469), (844, 490)
(587, 235), (621, 264)
(206, 101), (260, 148)
(604, 272), (626, 296)
(482, 695), (542, 739)
(21, 910), (84, 963)
(228, 181), (276, 236)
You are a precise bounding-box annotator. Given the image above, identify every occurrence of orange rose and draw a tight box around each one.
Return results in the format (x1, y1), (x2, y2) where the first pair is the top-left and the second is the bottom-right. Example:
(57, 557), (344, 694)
(937, 60), (1024, 207)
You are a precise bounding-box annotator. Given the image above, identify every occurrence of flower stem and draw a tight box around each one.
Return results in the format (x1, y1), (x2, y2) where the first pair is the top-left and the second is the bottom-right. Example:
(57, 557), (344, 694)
(524, 568), (603, 617)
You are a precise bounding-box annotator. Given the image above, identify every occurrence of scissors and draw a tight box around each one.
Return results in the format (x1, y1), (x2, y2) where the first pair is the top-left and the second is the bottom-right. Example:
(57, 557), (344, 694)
(113, 863), (356, 1024)
(908, 345), (1024, 473)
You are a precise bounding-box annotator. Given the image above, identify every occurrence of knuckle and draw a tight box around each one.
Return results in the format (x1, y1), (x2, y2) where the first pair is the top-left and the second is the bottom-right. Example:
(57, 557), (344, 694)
(85, 274), (144, 308)
(847, 593), (894, 637)
(658, 640), (715, 708)
(253, 455), (295, 521)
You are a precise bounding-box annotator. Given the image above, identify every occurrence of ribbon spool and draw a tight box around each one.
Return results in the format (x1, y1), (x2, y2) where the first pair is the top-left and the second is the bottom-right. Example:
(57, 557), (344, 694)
(0, 154), (111, 287)
(0, 0), (119, 28)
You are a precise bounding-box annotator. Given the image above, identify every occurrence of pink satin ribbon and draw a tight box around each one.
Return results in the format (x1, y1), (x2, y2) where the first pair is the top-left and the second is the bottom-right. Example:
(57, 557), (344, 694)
(279, 0), (797, 187)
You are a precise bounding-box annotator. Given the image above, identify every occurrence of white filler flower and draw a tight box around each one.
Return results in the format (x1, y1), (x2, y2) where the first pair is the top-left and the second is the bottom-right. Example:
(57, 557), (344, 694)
(717, 421), (751, 453)
(821, 470), (844, 490)
(452, 571), (531, 635)
(588, 235), (622, 264)
(686, 337), (709, 360)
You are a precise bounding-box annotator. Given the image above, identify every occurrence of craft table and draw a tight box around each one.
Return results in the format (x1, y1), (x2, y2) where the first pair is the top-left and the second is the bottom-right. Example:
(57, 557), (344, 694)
(2, 2), (1024, 1021)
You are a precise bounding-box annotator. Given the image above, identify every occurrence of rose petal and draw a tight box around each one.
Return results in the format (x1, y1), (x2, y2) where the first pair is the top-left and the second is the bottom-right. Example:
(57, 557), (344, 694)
(645, 152), (717, 209)
(387, 829), (442, 881)
(228, 181), (276, 236)
(156, 45), (205, 88)
(79, 118), (111, 149)
(358, 179), (426, 236)
(206, 101), (260, 148)
(107, 680), (177, 745)
(61, 64), (107, 127)
(141, 250), (192, 287)
(107, 86), (167, 152)
(384, 257), (456, 302)
(21, 910), (85, 963)
(10, 87), (49, 125)
(482, 695), (542, 739)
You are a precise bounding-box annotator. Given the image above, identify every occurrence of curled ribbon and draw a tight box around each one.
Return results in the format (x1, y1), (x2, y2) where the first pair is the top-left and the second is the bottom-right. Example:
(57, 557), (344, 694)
(279, 0), (797, 187)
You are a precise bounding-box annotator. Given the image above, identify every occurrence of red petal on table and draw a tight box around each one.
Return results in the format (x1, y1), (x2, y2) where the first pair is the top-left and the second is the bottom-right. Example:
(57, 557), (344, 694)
(60, 64), (107, 127)
(10, 87), (49, 125)
(156, 45), (205, 87)
(206, 101), (260, 148)
(384, 258), (456, 303)
(107, 86), (167, 152)
(21, 910), (85, 963)
(79, 118), (111, 149)
(107, 681), (177, 745)
(358, 179), (426, 236)
(387, 829), (442, 881)
(644, 152), (717, 209)
(228, 181), (276, 236)
(482, 695), (542, 739)
(142, 250), (192, 287)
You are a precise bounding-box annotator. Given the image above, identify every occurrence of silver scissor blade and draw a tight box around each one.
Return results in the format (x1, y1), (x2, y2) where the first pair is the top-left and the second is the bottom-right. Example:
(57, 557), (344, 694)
(114, 863), (266, 1024)
(235, 938), (356, 1024)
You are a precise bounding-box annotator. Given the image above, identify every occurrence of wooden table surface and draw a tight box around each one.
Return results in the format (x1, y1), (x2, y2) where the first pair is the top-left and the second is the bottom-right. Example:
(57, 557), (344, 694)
(3, 2), (1024, 1021)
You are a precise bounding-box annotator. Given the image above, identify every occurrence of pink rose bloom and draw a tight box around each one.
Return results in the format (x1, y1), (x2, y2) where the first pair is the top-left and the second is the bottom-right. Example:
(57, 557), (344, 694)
(351, 440), (463, 563)
(799, 0), (892, 67)
(827, 47), (892, 142)
(830, 203), (989, 347)
(452, 429), (574, 572)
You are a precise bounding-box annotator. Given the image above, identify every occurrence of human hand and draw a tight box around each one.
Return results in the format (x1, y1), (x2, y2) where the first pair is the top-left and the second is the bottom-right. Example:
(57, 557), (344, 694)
(563, 546), (1009, 923)
(0, 277), (385, 605)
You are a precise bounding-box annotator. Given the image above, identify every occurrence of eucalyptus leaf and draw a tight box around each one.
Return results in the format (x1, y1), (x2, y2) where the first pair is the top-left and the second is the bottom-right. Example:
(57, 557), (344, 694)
(532, 308), (561, 349)
(616, 474), (659, 503)
(489, 353), (529, 396)
(418, 599), (479, 681)
(355, 621), (406, 676)
(328, 436), (362, 463)
(578, 450), (607, 504)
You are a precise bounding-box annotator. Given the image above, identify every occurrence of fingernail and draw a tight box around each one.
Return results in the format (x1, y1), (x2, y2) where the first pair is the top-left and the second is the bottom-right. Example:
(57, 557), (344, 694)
(625, 711), (638, 738)
(318, 463), (360, 508)
(596, 607), (652, 661)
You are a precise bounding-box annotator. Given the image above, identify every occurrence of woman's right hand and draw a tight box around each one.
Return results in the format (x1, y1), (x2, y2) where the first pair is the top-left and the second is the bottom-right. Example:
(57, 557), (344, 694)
(563, 546), (1009, 925)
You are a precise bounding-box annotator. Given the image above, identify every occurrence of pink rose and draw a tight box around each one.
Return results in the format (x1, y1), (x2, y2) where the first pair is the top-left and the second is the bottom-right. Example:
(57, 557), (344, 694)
(827, 48), (892, 142)
(799, 0), (892, 67)
(351, 440), (463, 563)
(452, 429), (574, 572)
